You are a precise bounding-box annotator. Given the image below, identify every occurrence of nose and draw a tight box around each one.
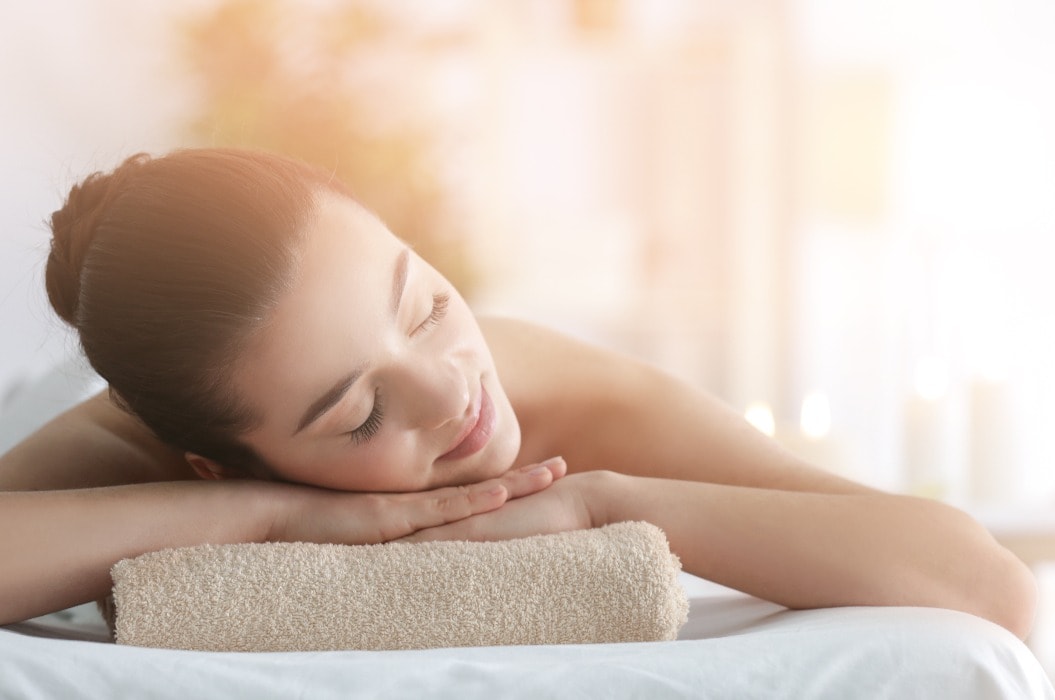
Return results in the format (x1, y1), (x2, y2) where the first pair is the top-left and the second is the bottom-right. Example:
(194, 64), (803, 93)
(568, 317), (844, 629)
(399, 352), (469, 431)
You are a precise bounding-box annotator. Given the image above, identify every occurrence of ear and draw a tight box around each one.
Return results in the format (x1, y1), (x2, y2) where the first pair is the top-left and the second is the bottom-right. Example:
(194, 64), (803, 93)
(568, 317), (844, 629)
(185, 452), (228, 481)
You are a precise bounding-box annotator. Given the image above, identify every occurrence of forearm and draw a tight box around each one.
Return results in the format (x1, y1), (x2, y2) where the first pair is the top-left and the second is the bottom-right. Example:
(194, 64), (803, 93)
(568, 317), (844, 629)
(596, 473), (1036, 638)
(0, 461), (565, 625)
(0, 480), (276, 624)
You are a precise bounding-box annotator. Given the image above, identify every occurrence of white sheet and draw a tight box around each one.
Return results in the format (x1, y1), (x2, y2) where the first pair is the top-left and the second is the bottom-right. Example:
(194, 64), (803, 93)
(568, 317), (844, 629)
(3, 573), (1052, 699)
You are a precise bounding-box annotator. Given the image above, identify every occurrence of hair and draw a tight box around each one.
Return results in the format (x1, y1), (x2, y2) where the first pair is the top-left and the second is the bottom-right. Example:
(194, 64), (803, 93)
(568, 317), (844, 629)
(45, 148), (351, 473)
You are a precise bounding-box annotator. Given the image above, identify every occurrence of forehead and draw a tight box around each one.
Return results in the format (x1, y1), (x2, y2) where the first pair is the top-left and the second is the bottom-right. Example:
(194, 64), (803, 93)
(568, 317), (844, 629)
(288, 192), (401, 317)
(235, 193), (403, 422)
(306, 192), (396, 259)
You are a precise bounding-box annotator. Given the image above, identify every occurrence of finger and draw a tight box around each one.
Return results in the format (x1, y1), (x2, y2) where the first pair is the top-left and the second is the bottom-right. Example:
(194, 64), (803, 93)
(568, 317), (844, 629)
(398, 488), (547, 544)
(393, 480), (509, 536)
(500, 456), (566, 500)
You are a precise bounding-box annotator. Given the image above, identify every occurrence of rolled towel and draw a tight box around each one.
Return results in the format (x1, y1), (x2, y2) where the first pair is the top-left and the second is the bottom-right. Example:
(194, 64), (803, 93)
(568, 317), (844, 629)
(111, 521), (688, 652)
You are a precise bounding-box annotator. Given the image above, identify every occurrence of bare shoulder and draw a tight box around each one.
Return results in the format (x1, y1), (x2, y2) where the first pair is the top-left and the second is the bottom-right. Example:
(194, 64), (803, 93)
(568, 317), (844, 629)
(476, 315), (871, 492)
(478, 316), (646, 401)
(477, 315), (660, 466)
(0, 391), (194, 491)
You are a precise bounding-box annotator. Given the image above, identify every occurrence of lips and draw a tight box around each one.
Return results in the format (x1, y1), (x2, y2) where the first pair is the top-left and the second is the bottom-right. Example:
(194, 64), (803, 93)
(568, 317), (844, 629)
(437, 385), (495, 462)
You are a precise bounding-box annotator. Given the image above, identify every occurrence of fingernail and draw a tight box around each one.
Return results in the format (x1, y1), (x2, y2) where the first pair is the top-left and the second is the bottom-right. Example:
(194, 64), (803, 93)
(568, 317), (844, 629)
(540, 456), (564, 467)
(527, 465), (550, 476)
(486, 485), (506, 497)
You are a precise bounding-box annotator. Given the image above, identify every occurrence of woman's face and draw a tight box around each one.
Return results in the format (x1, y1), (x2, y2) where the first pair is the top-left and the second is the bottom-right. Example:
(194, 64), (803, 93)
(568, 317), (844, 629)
(233, 192), (521, 492)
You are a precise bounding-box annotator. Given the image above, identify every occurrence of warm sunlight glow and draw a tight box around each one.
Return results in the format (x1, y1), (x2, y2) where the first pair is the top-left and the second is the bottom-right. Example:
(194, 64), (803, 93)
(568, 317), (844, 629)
(800, 392), (832, 439)
(745, 401), (776, 437)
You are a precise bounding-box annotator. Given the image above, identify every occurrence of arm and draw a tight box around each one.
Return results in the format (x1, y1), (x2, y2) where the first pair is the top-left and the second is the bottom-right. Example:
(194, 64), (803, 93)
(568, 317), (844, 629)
(593, 473), (1035, 639)
(0, 469), (563, 625)
(406, 470), (1033, 638)
(438, 318), (1039, 638)
(0, 391), (563, 624)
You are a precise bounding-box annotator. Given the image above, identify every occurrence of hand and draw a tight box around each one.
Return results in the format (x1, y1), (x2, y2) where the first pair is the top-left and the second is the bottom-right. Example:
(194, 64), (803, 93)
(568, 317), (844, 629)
(397, 468), (615, 544)
(266, 457), (567, 546)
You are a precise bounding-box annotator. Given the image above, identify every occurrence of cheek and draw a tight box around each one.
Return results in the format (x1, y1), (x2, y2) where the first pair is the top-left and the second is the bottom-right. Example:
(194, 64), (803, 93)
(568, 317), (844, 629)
(347, 439), (429, 492)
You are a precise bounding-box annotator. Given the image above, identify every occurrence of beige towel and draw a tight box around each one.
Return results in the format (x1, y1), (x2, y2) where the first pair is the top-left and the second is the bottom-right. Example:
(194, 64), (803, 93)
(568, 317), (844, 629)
(111, 521), (688, 652)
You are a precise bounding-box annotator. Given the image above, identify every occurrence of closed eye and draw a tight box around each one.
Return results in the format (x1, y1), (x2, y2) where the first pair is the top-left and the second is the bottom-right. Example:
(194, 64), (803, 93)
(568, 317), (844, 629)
(347, 389), (384, 445)
(413, 292), (449, 336)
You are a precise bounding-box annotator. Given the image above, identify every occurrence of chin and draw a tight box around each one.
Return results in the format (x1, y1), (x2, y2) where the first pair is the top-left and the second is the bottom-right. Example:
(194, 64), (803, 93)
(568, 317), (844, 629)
(440, 419), (521, 489)
(485, 428), (521, 479)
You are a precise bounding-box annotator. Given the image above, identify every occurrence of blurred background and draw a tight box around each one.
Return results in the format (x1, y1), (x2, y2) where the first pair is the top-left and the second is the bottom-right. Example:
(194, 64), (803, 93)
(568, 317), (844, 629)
(2, 0), (1055, 658)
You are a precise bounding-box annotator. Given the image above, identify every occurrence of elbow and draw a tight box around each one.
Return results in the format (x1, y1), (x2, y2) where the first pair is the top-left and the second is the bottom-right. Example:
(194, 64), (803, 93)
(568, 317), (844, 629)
(923, 503), (1038, 640)
(982, 547), (1038, 641)
(951, 512), (1038, 640)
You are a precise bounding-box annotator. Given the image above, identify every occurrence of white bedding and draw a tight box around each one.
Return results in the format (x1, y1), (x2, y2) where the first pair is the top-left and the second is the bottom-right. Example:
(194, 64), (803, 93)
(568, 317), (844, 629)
(2, 573), (1052, 699)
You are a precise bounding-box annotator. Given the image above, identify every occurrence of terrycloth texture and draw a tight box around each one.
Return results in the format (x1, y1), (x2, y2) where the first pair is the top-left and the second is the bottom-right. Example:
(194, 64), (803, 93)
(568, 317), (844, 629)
(111, 521), (687, 652)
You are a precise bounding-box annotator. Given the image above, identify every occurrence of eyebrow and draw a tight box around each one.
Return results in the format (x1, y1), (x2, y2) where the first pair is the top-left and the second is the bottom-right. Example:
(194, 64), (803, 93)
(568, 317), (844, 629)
(294, 370), (362, 435)
(293, 247), (410, 436)
(391, 247), (409, 315)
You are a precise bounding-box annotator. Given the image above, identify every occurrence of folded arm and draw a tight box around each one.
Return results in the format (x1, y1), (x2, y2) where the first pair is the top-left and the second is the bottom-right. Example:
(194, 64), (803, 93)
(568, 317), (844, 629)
(0, 392), (562, 624)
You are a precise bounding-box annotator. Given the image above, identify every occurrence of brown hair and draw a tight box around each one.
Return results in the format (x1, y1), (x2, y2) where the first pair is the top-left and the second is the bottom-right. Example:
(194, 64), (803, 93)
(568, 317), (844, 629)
(46, 148), (348, 473)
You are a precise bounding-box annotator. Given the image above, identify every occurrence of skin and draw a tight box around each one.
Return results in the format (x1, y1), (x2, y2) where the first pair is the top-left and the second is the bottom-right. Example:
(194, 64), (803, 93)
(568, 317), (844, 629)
(0, 191), (1038, 639)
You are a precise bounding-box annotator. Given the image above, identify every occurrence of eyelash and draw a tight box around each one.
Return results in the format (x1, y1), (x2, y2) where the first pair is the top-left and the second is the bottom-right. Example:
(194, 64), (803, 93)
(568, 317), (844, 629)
(414, 292), (450, 335)
(348, 390), (384, 445)
(347, 293), (449, 446)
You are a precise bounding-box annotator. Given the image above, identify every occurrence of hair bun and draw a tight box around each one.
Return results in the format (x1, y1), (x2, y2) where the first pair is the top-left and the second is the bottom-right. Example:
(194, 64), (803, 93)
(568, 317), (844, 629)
(45, 154), (150, 326)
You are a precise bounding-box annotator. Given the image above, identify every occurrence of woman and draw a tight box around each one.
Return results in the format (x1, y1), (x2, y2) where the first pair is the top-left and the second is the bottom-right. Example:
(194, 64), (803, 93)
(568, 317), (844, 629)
(0, 148), (1035, 638)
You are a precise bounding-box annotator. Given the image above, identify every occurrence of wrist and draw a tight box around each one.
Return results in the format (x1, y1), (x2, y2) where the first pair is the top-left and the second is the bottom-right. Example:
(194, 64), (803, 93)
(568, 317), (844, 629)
(251, 480), (312, 543)
(207, 479), (299, 544)
(582, 469), (634, 528)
